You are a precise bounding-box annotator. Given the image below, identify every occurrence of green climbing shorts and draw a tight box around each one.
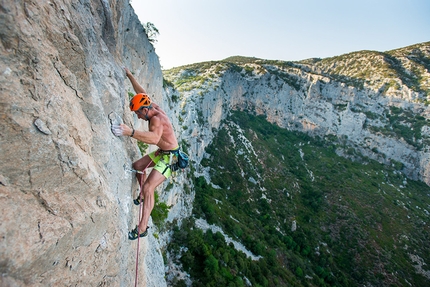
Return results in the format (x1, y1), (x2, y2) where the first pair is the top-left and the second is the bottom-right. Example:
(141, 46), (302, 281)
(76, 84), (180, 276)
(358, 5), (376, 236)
(149, 150), (173, 178)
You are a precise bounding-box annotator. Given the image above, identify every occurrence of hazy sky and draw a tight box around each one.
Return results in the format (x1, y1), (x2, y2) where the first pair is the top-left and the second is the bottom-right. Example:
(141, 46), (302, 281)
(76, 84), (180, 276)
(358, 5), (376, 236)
(131, 0), (429, 69)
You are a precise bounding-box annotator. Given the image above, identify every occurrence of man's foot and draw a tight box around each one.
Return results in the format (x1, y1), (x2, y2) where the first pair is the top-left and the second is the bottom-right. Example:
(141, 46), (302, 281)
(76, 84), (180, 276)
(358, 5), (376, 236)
(128, 225), (149, 240)
(133, 195), (143, 205)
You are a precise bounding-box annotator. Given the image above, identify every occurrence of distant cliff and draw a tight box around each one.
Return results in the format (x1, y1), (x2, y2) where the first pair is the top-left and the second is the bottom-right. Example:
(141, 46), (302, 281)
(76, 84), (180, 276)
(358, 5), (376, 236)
(163, 43), (430, 187)
(161, 43), (430, 286)
(0, 1), (169, 286)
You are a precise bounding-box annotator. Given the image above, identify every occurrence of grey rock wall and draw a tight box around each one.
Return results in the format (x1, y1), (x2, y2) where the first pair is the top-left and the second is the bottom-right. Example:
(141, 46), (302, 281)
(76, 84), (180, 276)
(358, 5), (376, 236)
(0, 0), (167, 286)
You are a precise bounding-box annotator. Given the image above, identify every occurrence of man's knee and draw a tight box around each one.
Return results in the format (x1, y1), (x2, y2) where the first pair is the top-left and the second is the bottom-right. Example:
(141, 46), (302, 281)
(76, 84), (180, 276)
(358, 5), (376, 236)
(132, 161), (140, 170)
(142, 184), (154, 196)
(132, 156), (149, 170)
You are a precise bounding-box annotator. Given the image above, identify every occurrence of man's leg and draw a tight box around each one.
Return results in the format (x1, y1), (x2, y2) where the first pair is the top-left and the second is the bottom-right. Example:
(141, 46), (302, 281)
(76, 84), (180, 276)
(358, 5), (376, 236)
(138, 169), (166, 234)
(132, 154), (154, 194)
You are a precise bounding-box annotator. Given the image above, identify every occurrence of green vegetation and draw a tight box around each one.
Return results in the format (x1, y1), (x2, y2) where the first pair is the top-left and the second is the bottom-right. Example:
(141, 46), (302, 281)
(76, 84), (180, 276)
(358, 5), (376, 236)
(222, 56), (263, 64)
(163, 64), (223, 92)
(304, 42), (430, 97)
(137, 141), (149, 154)
(168, 111), (430, 287)
(265, 67), (301, 91)
(170, 217), (301, 287)
(152, 192), (169, 226)
(143, 22), (159, 43)
(163, 77), (174, 88)
(368, 106), (430, 149)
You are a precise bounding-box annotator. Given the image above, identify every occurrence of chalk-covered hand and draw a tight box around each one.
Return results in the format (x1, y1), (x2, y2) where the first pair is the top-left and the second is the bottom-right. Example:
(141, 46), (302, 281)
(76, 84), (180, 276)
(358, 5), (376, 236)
(111, 124), (126, 136)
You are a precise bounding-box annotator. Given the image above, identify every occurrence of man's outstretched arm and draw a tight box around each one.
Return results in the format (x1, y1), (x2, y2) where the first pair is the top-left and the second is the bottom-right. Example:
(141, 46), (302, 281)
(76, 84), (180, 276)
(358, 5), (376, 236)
(112, 117), (163, 145)
(124, 67), (146, 94)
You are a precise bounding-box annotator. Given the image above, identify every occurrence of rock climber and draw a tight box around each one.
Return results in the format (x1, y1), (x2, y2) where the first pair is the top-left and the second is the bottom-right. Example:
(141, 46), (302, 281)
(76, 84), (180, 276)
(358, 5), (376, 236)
(111, 67), (180, 240)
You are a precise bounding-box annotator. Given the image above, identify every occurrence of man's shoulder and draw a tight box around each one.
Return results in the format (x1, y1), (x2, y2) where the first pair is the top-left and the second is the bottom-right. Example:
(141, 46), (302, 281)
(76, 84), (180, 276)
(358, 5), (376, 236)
(150, 112), (169, 125)
(153, 105), (167, 114)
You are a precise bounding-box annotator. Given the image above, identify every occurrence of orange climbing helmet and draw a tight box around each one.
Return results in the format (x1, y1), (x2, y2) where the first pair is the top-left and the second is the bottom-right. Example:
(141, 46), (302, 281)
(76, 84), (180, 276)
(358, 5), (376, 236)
(129, 93), (152, 111)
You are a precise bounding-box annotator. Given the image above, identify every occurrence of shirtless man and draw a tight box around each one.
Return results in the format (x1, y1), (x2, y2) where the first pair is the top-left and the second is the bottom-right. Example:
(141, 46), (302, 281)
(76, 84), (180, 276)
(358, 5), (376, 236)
(112, 68), (179, 240)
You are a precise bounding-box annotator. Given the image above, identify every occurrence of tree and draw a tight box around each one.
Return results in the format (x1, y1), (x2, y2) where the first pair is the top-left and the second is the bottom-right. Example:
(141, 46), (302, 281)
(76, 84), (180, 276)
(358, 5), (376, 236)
(295, 267), (303, 278)
(204, 255), (219, 274)
(144, 22), (159, 43)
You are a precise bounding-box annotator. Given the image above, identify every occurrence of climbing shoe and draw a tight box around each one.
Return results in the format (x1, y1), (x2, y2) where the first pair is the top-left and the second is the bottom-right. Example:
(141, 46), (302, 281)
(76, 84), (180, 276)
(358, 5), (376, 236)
(133, 195), (143, 205)
(128, 226), (149, 240)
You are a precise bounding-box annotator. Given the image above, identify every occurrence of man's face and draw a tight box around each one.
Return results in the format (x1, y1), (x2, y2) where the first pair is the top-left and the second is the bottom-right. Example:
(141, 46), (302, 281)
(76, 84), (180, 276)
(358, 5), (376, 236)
(135, 107), (149, 120)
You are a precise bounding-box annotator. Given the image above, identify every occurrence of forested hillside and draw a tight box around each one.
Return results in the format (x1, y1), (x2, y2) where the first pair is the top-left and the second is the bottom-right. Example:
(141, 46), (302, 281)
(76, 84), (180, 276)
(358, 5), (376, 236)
(168, 111), (429, 287)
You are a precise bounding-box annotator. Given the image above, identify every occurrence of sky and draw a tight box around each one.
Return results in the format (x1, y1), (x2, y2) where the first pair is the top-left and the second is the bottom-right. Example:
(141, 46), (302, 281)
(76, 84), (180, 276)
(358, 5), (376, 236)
(131, 0), (430, 69)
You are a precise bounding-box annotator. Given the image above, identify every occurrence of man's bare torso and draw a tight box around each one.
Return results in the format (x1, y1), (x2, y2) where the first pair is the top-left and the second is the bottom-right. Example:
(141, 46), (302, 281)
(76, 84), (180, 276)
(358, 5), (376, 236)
(150, 104), (178, 150)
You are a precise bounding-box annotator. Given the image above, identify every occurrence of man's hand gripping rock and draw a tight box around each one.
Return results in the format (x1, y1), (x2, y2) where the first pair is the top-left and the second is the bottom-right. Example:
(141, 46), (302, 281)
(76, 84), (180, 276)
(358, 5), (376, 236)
(111, 123), (133, 137)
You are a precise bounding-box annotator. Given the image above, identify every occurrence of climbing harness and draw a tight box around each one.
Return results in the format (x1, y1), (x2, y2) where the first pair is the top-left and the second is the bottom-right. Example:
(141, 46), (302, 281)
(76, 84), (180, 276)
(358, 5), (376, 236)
(155, 147), (189, 175)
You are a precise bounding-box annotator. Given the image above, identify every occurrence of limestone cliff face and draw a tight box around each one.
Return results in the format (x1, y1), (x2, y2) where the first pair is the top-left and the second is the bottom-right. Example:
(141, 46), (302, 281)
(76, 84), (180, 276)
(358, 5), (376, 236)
(0, 1), (167, 286)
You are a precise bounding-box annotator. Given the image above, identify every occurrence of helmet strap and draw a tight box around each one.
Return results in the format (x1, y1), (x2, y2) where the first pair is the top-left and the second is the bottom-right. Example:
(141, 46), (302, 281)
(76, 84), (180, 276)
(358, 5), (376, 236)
(144, 108), (150, 120)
